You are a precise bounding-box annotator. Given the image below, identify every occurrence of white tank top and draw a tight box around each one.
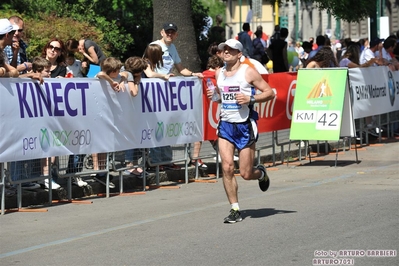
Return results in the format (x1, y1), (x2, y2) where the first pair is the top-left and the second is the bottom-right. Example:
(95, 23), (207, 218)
(217, 64), (252, 123)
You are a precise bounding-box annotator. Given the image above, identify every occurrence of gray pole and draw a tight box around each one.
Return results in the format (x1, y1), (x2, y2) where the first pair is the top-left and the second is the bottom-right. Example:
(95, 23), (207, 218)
(295, 0), (299, 41)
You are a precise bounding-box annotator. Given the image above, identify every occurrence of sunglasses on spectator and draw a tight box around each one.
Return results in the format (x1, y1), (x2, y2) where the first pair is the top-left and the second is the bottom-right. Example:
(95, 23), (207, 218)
(16, 29), (23, 33)
(48, 45), (61, 52)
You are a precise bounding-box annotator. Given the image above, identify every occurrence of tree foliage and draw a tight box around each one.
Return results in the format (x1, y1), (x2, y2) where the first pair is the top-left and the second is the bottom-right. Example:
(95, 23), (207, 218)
(312, 0), (376, 22)
(1, 0), (213, 67)
(274, 0), (377, 23)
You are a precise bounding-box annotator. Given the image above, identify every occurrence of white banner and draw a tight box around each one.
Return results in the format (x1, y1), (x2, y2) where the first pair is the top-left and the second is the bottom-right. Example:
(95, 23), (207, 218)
(0, 77), (203, 162)
(348, 67), (399, 119)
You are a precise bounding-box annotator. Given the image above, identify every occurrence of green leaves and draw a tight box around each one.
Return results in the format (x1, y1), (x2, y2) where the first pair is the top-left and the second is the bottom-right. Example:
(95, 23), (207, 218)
(314, 0), (376, 22)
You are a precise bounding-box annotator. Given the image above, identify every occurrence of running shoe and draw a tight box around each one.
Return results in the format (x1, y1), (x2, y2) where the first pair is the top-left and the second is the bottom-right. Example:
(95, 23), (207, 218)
(72, 176), (88, 187)
(21, 182), (41, 190)
(40, 179), (61, 190)
(257, 164), (270, 192)
(190, 160), (208, 170)
(224, 209), (243, 223)
(93, 174), (115, 189)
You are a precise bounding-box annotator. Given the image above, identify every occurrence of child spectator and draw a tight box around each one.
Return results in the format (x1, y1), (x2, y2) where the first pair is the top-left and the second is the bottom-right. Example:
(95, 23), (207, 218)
(142, 43), (174, 80)
(92, 57), (125, 188)
(66, 52), (88, 77)
(119, 57), (147, 176)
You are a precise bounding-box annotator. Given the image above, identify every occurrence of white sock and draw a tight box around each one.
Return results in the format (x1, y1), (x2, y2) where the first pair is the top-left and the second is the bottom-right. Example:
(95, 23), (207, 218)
(231, 203), (239, 211)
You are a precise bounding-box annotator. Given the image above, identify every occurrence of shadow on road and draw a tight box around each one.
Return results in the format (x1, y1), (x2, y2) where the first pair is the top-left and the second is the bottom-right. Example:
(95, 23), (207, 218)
(241, 208), (296, 220)
(300, 160), (361, 167)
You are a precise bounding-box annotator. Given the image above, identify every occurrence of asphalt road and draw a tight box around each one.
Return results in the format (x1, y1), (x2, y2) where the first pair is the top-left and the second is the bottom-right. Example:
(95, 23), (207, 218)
(1, 141), (398, 266)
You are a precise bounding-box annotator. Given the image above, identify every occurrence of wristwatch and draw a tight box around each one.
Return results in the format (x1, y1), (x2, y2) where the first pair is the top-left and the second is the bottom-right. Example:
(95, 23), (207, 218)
(249, 95), (256, 105)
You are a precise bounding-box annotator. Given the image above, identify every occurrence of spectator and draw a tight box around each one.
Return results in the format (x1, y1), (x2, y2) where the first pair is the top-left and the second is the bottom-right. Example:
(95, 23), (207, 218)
(308, 35), (326, 59)
(237, 22), (253, 58)
(93, 57), (126, 188)
(41, 38), (67, 78)
(0, 18), (19, 77)
(142, 43), (174, 80)
(148, 22), (203, 170)
(306, 46), (338, 68)
(359, 38), (384, 66)
(340, 37), (352, 57)
(209, 14), (226, 43)
(151, 22), (203, 78)
(270, 25), (281, 45)
(251, 25), (268, 47)
(298, 41), (312, 68)
(30, 56), (51, 77)
(335, 42), (343, 62)
(393, 30), (399, 61)
(339, 43), (377, 68)
(119, 57), (148, 176)
(4, 16), (32, 74)
(252, 30), (269, 65)
(266, 27), (289, 73)
(31, 57), (60, 190)
(376, 38), (398, 70)
(309, 37), (317, 50)
(66, 52), (88, 77)
(65, 38), (106, 66)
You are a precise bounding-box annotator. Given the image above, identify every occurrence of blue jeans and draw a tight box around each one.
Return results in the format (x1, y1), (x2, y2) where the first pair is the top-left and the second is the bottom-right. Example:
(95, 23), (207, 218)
(66, 155), (84, 173)
(125, 149), (142, 163)
(149, 146), (173, 164)
(10, 159), (42, 182)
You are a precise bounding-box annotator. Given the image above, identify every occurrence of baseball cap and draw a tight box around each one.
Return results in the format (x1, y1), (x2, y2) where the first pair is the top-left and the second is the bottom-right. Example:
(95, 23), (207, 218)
(0, 18), (18, 35)
(163, 22), (178, 32)
(370, 38), (384, 48)
(218, 39), (243, 52)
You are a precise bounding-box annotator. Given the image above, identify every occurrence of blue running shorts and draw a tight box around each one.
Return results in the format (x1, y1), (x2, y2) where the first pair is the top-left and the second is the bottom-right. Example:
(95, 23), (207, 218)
(217, 118), (258, 151)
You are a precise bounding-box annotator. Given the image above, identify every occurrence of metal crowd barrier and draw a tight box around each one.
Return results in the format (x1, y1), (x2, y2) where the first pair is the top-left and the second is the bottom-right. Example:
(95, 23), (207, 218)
(2, 111), (399, 215)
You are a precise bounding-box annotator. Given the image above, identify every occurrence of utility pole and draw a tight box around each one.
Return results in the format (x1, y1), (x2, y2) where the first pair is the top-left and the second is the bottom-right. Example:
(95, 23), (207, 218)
(295, 0), (299, 41)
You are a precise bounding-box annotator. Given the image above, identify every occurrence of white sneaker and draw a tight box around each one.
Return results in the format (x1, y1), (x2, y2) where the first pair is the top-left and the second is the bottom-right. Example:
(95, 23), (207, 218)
(213, 155), (239, 161)
(72, 176), (88, 187)
(41, 179), (61, 190)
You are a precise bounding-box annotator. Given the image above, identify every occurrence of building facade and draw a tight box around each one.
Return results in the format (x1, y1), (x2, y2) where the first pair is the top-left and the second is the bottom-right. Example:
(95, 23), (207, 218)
(224, 0), (399, 42)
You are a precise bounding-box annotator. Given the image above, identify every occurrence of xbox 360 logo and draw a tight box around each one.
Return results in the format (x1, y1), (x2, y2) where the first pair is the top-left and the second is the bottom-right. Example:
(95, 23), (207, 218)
(40, 128), (50, 151)
(155, 122), (164, 142)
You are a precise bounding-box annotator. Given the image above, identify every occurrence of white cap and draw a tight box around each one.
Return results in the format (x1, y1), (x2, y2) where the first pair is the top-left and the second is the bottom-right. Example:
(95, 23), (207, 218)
(335, 43), (342, 49)
(0, 18), (18, 35)
(218, 39), (243, 52)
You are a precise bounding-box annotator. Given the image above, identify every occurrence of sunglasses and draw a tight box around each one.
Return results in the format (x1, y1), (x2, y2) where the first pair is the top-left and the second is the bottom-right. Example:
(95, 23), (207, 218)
(48, 45), (61, 52)
(16, 29), (23, 33)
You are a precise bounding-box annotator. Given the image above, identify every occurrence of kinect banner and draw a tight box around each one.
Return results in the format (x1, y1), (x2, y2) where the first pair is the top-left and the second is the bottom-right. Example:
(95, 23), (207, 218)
(348, 67), (399, 119)
(0, 77), (203, 162)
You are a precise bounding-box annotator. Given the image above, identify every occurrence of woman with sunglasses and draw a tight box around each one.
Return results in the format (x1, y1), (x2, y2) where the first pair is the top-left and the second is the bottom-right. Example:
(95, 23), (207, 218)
(40, 38), (66, 78)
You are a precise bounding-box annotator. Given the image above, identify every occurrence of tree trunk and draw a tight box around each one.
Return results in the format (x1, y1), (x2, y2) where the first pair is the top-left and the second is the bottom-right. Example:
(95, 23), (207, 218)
(152, 0), (202, 72)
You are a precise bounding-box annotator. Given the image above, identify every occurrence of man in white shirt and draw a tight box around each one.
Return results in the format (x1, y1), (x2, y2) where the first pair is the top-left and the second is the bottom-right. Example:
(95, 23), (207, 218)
(360, 38), (383, 66)
(151, 22), (203, 77)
